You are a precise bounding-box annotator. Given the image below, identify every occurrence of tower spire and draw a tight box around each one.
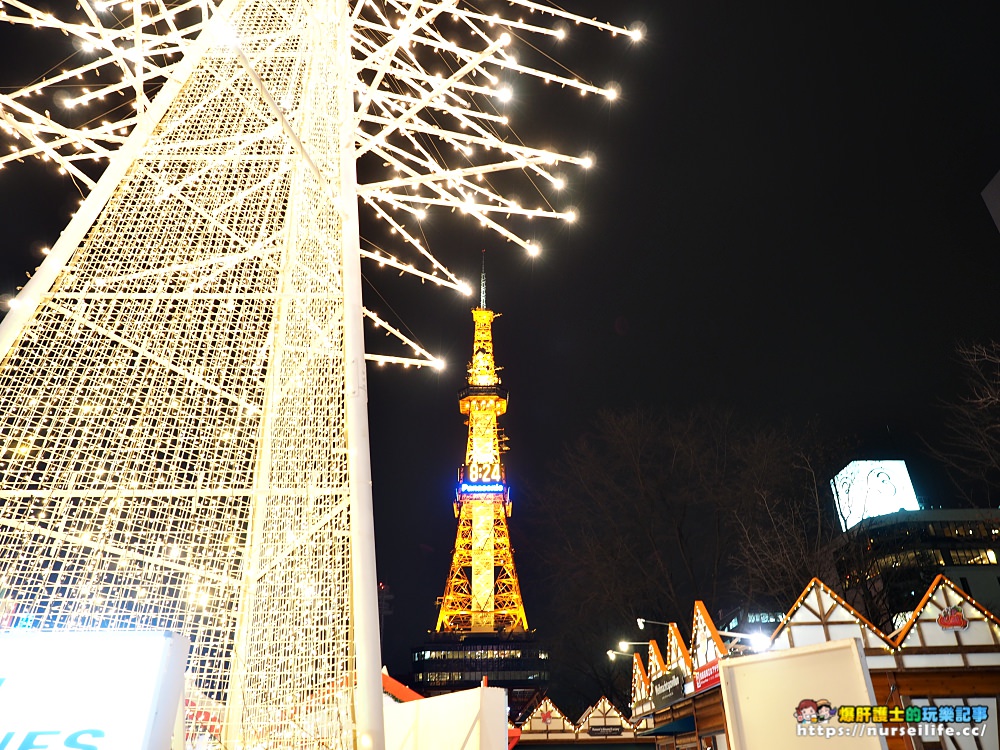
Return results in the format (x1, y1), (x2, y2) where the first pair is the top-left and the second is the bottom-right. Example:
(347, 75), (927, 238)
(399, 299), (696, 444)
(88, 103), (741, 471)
(480, 249), (487, 310)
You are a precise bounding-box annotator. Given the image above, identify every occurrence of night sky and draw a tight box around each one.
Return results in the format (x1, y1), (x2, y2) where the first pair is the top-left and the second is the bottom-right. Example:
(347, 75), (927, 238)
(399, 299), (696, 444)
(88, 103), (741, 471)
(2, 2), (1000, 681)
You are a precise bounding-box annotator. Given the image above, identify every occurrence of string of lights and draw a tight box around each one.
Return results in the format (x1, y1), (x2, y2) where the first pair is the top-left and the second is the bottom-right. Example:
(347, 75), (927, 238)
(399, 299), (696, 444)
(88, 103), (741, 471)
(0, 1), (638, 747)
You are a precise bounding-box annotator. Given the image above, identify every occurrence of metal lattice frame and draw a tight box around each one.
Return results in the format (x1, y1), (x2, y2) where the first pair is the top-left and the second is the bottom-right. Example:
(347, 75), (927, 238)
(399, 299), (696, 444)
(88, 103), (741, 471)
(436, 501), (526, 633)
(0, 1), (636, 747)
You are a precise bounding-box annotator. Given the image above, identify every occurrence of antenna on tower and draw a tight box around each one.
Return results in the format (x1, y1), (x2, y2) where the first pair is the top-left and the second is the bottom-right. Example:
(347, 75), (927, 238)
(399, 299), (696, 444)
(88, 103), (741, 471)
(480, 249), (487, 309)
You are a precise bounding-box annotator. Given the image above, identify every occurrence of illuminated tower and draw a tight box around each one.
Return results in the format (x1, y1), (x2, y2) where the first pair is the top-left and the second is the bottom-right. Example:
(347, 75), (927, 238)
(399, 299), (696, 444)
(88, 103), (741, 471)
(411, 259), (545, 721)
(436, 259), (527, 634)
(0, 2), (634, 747)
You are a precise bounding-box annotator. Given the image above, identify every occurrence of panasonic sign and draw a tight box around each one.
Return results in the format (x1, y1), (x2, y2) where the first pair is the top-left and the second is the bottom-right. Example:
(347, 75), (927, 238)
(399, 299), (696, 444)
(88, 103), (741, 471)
(0, 630), (189, 750)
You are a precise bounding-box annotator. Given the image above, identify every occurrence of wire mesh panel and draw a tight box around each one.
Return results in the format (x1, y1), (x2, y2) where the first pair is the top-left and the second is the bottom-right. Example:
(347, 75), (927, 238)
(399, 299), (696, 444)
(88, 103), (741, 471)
(226, 1), (358, 745)
(0, 0), (356, 746)
(0, 0), (636, 747)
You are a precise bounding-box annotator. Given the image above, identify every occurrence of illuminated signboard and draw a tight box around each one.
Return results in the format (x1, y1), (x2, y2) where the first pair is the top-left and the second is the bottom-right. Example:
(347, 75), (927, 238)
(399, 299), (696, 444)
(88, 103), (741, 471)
(459, 462), (505, 494)
(460, 482), (505, 494)
(464, 462), (502, 483)
(831, 460), (920, 531)
(694, 659), (720, 693)
(588, 726), (624, 737)
(0, 630), (189, 750)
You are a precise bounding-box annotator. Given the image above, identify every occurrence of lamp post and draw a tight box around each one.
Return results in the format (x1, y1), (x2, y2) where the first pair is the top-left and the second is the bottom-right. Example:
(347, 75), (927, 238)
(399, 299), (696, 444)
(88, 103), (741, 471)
(636, 617), (671, 630)
(617, 640), (648, 652)
(606, 649), (634, 661)
(717, 630), (772, 652)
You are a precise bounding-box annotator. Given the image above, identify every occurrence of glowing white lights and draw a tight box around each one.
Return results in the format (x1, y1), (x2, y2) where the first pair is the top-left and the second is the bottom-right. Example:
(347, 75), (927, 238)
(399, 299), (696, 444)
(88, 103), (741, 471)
(0, 0), (632, 370)
(0, 3), (634, 748)
(831, 460), (920, 531)
(207, 16), (240, 50)
(749, 632), (773, 652)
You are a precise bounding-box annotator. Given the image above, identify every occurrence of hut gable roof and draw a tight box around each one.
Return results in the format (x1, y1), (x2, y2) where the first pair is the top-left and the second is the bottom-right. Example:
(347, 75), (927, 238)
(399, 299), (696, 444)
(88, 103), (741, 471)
(771, 578), (894, 652)
(519, 696), (578, 739)
(662, 622), (693, 677)
(690, 600), (728, 669)
(631, 650), (651, 707)
(893, 574), (1000, 669)
(577, 696), (639, 739)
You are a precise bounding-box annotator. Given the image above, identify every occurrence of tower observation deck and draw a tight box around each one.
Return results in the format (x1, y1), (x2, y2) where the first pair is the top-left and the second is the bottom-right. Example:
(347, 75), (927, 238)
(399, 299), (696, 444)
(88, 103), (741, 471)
(410, 259), (547, 721)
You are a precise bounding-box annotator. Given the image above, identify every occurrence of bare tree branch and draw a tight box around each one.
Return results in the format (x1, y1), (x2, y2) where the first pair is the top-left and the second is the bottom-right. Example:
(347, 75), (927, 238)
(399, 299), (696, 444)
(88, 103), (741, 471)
(928, 341), (1000, 506)
(525, 407), (850, 715)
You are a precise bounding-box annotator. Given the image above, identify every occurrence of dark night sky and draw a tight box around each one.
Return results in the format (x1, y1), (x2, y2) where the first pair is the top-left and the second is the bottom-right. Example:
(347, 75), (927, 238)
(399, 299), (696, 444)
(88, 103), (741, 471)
(366, 1), (1000, 674)
(2, 2), (1000, 678)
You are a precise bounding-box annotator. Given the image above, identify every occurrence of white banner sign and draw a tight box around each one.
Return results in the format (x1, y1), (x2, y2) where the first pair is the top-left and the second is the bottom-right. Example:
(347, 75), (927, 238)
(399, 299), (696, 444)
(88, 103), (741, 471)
(720, 638), (887, 750)
(0, 630), (189, 750)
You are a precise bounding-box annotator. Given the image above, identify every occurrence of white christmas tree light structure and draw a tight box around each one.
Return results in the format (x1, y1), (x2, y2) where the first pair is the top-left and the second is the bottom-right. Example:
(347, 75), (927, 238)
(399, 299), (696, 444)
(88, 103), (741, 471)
(0, 1), (638, 747)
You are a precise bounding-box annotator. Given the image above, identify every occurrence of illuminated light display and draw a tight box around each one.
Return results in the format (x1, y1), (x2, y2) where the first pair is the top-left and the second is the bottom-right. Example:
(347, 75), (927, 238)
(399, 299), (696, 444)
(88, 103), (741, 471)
(831, 460), (921, 531)
(414, 260), (547, 720)
(436, 264), (528, 634)
(465, 462), (503, 483)
(0, 1), (634, 747)
(460, 482), (506, 494)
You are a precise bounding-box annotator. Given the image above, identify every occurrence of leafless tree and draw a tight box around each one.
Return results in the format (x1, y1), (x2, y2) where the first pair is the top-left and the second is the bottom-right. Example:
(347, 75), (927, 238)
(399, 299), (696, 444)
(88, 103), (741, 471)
(728, 434), (845, 610)
(524, 407), (848, 715)
(930, 341), (1000, 506)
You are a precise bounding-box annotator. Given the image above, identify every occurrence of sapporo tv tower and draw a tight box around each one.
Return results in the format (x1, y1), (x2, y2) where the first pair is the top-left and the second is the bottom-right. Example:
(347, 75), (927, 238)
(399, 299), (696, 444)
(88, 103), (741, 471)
(411, 255), (547, 722)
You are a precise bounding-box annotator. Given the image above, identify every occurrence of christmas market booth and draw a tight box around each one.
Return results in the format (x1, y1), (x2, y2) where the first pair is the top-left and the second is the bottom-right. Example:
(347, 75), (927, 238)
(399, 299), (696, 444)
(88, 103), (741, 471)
(517, 694), (652, 747)
(629, 575), (999, 750)
(629, 602), (731, 750)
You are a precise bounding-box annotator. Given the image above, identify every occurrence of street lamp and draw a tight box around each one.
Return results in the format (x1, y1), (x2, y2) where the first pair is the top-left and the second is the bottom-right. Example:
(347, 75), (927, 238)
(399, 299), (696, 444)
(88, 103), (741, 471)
(606, 649), (634, 661)
(618, 640), (648, 652)
(636, 617), (670, 630)
(717, 630), (772, 652)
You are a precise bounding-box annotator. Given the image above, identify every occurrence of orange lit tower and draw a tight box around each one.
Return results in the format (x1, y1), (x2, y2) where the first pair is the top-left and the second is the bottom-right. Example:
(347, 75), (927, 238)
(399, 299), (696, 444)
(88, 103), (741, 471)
(436, 267), (528, 634)
(412, 258), (545, 722)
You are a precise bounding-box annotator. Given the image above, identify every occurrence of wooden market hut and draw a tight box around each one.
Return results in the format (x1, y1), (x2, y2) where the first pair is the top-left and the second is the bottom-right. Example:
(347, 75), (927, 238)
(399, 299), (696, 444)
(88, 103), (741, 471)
(630, 576), (1000, 750)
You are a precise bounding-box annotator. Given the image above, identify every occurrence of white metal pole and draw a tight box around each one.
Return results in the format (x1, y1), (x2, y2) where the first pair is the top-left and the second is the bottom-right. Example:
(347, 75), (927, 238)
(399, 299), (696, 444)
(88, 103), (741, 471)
(338, 0), (386, 746)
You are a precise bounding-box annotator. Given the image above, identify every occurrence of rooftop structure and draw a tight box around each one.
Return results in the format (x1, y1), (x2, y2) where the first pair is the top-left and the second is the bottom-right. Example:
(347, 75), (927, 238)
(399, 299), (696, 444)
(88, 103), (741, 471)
(628, 575), (1000, 748)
